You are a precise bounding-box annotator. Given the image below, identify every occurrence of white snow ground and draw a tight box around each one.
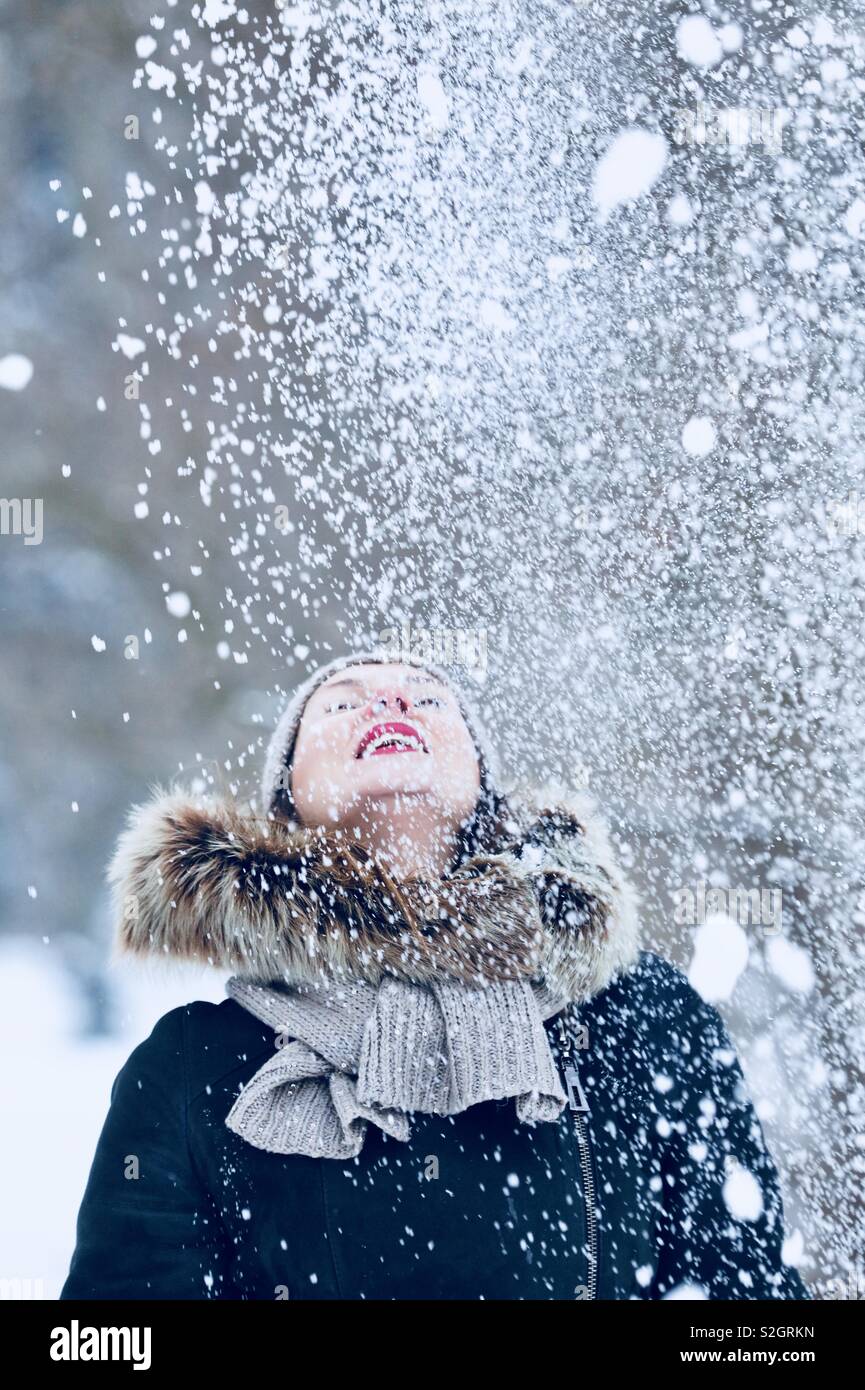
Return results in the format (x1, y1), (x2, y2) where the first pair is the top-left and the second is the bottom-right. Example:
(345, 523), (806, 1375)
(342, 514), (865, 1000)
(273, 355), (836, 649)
(0, 938), (227, 1298)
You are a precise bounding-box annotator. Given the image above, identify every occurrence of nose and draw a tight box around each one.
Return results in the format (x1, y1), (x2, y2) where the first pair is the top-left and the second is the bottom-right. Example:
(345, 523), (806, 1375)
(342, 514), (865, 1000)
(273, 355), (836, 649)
(362, 685), (413, 720)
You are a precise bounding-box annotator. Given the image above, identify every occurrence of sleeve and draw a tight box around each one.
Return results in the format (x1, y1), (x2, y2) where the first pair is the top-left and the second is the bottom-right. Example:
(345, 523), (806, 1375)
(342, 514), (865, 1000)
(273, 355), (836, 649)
(60, 1007), (237, 1300)
(646, 987), (811, 1301)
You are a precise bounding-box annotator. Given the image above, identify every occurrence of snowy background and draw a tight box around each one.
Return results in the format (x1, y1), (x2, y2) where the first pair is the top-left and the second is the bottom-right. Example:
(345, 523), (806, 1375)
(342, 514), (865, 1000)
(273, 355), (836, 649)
(2, 0), (864, 1297)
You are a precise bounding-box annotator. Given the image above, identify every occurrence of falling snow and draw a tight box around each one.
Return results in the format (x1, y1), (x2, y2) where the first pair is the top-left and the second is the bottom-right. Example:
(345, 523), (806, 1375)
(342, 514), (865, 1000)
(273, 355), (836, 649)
(4, 0), (864, 1301)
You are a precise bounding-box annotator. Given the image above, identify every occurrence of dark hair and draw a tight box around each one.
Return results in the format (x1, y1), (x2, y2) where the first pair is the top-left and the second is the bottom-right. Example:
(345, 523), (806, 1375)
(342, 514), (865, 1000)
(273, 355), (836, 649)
(449, 781), (520, 869)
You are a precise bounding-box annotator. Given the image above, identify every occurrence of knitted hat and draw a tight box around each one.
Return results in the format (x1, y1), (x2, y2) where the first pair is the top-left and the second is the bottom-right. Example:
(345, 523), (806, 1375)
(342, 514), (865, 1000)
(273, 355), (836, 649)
(261, 648), (503, 818)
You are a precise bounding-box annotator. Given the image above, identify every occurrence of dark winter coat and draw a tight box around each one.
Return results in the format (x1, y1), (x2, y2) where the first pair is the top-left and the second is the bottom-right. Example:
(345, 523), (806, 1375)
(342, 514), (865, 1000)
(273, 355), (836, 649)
(60, 786), (811, 1301)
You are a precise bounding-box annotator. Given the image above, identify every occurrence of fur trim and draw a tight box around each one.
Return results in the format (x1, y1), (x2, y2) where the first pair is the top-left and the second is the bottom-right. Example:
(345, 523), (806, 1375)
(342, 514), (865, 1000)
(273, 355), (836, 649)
(495, 780), (643, 1002)
(108, 780), (641, 1003)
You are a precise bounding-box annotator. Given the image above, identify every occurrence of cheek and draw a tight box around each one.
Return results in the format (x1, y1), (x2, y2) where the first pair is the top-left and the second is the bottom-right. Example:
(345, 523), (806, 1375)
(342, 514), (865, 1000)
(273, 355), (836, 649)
(291, 725), (349, 796)
(301, 724), (342, 757)
(437, 720), (481, 782)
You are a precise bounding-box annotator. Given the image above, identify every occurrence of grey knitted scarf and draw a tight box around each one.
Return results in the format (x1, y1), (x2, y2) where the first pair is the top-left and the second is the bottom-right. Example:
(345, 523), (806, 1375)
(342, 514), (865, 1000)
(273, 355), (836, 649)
(224, 973), (571, 1159)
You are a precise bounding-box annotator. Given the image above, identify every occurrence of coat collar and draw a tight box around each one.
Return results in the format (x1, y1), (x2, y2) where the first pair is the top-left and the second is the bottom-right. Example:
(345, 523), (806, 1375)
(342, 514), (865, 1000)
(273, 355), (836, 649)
(108, 781), (641, 1005)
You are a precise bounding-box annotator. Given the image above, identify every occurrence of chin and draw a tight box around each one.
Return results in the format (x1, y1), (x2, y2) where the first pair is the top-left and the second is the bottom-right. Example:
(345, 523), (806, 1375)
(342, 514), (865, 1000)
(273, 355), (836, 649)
(360, 774), (437, 800)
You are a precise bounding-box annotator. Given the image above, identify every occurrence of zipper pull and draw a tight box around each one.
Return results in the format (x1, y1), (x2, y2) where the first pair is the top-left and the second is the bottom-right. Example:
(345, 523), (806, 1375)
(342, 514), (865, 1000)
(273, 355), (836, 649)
(556, 1009), (590, 1113)
(555, 1009), (572, 1061)
(563, 1064), (590, 1114)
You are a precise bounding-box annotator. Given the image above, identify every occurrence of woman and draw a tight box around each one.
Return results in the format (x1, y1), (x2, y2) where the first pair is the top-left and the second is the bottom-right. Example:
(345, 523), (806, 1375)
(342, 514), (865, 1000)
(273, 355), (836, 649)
(61, 649), (810, 1300)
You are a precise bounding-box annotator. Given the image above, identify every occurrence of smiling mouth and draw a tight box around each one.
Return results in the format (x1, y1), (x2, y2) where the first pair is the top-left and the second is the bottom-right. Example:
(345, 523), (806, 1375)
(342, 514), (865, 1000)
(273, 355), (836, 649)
(355, 721), (430, 759)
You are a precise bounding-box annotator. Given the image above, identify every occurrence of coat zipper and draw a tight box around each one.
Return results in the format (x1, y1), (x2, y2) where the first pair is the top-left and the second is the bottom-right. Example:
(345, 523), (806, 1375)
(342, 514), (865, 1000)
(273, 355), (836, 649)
(555, 1010), (598, 1301)
(572, 1110), (598, 1300)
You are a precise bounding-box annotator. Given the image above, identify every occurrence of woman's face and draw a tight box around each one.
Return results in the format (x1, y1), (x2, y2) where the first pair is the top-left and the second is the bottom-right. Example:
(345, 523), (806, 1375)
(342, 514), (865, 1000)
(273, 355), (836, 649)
(289, 662), (482, 832)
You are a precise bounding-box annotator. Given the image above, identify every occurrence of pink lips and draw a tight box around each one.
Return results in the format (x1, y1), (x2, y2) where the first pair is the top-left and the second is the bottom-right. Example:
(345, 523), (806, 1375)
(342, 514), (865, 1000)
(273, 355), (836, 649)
(355, 721), (430, 760)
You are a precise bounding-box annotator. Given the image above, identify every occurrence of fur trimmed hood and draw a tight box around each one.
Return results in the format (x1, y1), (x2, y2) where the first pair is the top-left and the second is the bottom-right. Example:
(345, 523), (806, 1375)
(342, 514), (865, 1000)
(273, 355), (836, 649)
(108, 782), (641, 1006)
